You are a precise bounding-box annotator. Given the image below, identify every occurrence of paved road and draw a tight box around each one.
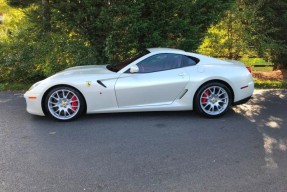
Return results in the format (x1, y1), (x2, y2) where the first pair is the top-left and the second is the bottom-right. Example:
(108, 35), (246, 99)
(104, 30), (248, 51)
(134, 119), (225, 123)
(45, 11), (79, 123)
(0, 90), (286, 192)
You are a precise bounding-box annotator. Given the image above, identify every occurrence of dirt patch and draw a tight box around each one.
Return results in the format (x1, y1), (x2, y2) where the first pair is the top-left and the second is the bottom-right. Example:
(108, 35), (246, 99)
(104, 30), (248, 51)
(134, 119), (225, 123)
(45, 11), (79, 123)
(252, 69), (287, 80)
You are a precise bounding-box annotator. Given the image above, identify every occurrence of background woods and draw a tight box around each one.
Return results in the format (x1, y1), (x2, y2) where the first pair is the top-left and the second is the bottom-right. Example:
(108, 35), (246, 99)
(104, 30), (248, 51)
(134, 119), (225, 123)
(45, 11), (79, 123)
(0, 0), (286, 83)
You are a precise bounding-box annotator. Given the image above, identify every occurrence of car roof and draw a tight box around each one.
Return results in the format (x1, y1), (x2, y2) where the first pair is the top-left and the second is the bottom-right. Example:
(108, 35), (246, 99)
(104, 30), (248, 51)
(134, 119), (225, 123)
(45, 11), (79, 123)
(147, 48), (186, 54)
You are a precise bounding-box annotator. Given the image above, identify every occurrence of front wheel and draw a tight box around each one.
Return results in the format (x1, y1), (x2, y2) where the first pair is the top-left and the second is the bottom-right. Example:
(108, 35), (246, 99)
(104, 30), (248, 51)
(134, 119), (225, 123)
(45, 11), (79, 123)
(194, 82), (232, 118)
(44, 86), (85, 121)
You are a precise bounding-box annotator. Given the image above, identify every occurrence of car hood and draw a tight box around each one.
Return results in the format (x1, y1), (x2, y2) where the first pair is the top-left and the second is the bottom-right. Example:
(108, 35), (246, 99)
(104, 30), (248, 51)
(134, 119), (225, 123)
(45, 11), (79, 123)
(64, 65), (112, 74)
(49, 65), (114, 78)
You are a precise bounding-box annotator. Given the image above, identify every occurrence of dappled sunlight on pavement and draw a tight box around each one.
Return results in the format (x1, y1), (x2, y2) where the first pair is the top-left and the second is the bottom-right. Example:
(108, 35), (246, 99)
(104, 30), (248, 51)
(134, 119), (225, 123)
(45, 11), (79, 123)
(233, 89), (287, 170)
(233, 104), (263, 122)
(0, 98), (12, 103)
(265, 116), (282, 129)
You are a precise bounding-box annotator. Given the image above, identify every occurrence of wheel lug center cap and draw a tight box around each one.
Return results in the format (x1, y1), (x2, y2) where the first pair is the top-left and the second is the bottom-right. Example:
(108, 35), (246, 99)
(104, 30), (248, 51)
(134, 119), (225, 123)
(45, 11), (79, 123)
(61, 101), (67, 107)
(211, 97), (217, 103)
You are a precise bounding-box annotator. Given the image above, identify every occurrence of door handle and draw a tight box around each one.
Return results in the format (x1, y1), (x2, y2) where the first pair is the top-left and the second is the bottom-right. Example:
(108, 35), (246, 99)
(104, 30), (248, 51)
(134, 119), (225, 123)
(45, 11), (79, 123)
(178, 73), (186, 76)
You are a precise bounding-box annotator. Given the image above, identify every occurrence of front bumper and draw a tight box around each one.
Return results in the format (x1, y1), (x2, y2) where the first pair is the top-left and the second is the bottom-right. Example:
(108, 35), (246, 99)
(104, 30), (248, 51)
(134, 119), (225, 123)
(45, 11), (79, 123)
(24, 92), (45, 116)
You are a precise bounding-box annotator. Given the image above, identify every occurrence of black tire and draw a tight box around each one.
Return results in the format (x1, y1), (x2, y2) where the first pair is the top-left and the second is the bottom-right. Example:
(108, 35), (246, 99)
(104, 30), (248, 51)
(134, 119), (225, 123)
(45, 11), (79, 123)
(44, 86), (85, 121)
(194, 82), (232, 118)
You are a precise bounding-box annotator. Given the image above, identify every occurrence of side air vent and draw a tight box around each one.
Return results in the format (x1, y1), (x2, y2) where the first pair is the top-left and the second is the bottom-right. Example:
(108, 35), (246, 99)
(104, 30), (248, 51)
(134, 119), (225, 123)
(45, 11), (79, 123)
(179, 89), (188, 99)
(97, 80), (107, 88)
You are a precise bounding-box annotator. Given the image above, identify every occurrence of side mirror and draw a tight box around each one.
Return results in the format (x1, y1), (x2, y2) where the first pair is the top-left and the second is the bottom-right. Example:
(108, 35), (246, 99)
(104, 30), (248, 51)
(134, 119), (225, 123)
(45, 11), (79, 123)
(130, 65), (139, 73)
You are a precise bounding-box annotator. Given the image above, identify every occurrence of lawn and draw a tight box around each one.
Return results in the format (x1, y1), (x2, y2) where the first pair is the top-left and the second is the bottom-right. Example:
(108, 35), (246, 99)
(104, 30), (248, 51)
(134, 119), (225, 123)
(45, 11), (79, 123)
(240, 57), (273, 72)
(0, 83), (31, 91)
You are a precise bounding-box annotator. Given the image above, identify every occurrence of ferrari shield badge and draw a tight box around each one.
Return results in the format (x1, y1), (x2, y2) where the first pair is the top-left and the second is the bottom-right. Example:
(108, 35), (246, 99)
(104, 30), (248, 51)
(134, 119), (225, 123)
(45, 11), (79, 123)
(86, 81), (91, 87)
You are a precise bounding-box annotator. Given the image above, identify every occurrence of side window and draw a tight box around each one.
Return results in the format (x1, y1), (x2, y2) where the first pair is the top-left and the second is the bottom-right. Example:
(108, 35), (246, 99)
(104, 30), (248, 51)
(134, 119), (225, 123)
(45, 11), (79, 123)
(182, 55), (199, 67)
(137, 53), (182, 73)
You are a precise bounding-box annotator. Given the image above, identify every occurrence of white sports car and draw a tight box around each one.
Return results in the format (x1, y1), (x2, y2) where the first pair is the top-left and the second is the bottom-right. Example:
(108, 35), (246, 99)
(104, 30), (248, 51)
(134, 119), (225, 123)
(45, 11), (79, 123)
(24, 48), (254, 121)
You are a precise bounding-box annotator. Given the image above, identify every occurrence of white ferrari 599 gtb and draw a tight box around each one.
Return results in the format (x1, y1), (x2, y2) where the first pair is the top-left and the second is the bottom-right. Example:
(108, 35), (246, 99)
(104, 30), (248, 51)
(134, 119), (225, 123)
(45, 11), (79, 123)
(24, 48), (254, 121)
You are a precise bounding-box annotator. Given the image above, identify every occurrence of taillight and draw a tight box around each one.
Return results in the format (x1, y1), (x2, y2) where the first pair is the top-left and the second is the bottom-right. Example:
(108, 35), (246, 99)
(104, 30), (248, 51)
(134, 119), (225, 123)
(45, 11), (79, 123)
(246, 66), (252, 73)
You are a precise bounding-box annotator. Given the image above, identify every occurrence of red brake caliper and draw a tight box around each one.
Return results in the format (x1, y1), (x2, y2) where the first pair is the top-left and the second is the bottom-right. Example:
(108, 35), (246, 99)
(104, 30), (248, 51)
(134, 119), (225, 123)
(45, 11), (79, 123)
(201, 90), (209, 103)
(71, 96), (77, 111)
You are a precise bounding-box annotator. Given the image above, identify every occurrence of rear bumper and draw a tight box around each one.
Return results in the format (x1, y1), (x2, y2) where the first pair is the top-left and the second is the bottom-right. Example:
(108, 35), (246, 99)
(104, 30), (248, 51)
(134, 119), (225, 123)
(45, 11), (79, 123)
(232, 96), (252, 106)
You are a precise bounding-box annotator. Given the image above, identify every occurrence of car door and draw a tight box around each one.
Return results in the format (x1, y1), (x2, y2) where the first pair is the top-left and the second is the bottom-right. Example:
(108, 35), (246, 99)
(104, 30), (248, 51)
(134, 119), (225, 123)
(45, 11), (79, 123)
(115, 53), (189, 108)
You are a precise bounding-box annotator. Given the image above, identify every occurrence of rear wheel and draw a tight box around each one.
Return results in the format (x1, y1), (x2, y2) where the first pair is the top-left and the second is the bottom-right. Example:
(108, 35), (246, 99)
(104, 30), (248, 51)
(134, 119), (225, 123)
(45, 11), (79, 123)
(44, 86), (85, 121)
(194, 82), (231, 118)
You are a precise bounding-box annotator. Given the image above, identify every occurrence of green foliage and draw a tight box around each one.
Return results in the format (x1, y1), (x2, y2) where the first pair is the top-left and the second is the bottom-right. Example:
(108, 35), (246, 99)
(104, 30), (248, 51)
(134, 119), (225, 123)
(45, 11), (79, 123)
(0, 31), (98, 82)
(4, 0), (287, 84)
(0, 1), (98, 83)
(1, 0), (234, 83)
(51, 0), (233, 63)
(253, 0), (287, 69)
(240, 57), (273, 71)
(0, 0), (25, 42)
(241, 57), (273, 71)
(198, 0), (262, 59)
(6, 0), (38, 8)
(240, 57), (271, 67)
(254, 80), (287, 89)
(0, 82), (30, 91)
(101, 0), (234, 62)
(198, 0), (287, 68)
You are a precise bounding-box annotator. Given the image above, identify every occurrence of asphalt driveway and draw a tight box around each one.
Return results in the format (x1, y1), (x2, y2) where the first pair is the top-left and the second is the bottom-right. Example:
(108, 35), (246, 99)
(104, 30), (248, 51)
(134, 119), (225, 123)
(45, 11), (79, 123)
(0, 90), (286, 192)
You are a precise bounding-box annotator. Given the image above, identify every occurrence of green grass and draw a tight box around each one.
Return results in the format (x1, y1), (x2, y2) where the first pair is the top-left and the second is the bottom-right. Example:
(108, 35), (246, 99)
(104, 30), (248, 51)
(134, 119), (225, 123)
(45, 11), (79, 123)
(240, 57), (272, 66)
(254, 79), (287, 89)
(251, 66), (273, 72)
(240, 57), (273, 72)
(0, 83), (31, 91)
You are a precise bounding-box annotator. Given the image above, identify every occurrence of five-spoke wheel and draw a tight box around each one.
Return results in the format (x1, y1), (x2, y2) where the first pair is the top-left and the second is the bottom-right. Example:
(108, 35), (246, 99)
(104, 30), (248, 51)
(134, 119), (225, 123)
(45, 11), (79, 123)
(45, 87), (85, 121)
(195, 82), (231, 118)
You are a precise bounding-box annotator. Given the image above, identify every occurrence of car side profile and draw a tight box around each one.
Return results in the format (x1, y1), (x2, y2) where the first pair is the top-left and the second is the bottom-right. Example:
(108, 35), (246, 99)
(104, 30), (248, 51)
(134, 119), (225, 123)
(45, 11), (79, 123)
(24, 48), (254, 121)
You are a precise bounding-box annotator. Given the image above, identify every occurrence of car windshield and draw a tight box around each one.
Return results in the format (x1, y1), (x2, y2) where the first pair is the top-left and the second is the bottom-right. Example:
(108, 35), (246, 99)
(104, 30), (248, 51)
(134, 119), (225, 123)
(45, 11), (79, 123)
(106, 50), (150, 72)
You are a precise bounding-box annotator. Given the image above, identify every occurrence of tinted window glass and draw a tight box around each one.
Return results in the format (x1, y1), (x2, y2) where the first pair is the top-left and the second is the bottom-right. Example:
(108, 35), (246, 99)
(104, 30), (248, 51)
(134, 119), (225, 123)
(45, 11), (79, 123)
(182, 56), (199, 67)
(107, 50), (150, 72)
(137, 53), (182, 73)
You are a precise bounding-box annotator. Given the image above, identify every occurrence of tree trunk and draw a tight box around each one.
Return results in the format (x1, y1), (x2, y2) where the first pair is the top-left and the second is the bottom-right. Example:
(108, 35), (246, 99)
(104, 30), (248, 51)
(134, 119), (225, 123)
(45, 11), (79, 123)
(227, 11), (233, 59)
(273, 63), (279, 71)
(42, 0), (51, 34)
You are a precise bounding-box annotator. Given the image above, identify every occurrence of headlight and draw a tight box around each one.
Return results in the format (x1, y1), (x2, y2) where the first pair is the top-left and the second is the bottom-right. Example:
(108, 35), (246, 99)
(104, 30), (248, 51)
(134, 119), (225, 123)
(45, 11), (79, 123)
(28, 81), (42, 91)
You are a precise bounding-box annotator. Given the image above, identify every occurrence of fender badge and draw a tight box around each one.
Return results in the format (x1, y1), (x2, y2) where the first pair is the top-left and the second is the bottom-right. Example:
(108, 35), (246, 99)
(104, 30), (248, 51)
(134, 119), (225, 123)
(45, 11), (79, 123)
(86, 81), (91, 87)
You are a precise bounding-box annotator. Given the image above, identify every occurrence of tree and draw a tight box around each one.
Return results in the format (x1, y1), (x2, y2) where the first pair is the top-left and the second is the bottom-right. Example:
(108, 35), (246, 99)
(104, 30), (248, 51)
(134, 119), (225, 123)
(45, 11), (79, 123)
(198, 0), (287, 69)
(5, 0), (234, 63)
(50, 0), (110, 62)
(100, 0), (234, 62)
(1, 0), (99, 82)
(252, 0), (287, 69)
(1, 0), (234, 83)
(7, 0), (52, 33)
(41, 0), (51, 33)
